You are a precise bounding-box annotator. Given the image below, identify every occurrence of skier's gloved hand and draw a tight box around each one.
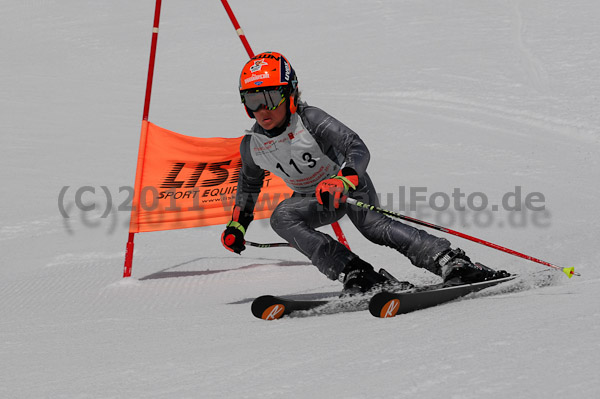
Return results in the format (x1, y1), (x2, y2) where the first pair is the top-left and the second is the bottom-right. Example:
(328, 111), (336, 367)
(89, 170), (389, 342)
(221, 223), (246, 254)
(221, 206), (253, 254)
(316, 167), (359, 210)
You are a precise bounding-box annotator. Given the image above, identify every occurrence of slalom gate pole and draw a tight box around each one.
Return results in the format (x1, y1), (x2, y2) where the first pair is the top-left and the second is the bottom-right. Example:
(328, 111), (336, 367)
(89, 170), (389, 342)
(344, 197), (578, 278)
(220, 0), (351, 250)
(123, 0), (163, 278)
(221, 0), (254, 58)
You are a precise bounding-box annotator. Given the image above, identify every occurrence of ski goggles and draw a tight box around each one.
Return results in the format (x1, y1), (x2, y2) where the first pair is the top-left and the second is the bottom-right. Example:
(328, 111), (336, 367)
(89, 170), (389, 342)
(240, 87), (286, 112)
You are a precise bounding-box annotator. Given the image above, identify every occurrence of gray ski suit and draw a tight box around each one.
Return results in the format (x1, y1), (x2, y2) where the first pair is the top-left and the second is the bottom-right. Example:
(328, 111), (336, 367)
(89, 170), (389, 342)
(235, 102), (450, 280)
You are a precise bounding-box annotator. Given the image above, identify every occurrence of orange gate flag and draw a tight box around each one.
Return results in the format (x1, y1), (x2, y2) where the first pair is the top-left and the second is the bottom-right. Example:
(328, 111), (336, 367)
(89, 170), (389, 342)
(128, 121), (293, 233)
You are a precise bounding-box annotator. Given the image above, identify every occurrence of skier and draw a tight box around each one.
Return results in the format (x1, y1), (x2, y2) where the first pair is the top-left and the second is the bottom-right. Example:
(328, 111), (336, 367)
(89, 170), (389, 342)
(221, 51), (508, 293)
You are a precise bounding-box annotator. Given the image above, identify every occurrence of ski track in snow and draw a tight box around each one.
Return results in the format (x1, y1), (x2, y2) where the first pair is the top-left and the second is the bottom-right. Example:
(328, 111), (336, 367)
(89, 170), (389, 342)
(348, 90), (599, 143)
(510, 0), (551, 95)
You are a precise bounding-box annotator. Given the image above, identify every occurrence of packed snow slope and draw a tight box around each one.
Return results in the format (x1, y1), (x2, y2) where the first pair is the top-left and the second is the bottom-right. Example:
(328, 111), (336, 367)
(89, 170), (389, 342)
(2, 1), (599, 398)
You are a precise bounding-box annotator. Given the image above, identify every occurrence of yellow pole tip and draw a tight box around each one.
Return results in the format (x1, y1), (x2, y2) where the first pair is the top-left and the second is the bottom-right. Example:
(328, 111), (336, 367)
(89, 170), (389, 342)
(563, 267), (575, 278)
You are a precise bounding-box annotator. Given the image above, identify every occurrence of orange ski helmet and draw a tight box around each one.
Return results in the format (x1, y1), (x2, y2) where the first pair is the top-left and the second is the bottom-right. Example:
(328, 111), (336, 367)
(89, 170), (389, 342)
(239, 51), (298, 118)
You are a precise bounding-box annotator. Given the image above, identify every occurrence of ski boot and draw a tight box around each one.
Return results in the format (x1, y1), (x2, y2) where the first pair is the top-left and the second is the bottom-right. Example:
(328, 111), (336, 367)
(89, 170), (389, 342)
(340, 257), (413, 295)
(378, 268), (415, 291)
(340, 257), (388, 295)
(437, 248), (510, 286)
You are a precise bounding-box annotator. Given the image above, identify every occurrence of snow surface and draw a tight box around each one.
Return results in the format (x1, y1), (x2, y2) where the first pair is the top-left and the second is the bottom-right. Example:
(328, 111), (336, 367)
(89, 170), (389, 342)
(2, 1), (599, 398)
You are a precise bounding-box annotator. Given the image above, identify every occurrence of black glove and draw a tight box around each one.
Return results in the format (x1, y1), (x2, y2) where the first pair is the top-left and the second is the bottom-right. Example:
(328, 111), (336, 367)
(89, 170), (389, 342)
(221, 206), (253, 254)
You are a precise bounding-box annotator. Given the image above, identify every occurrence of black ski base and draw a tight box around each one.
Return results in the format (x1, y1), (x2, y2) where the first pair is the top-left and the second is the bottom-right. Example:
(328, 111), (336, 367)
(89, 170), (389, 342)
(369, 275), (517, 318)
(251, 295), (332, 320)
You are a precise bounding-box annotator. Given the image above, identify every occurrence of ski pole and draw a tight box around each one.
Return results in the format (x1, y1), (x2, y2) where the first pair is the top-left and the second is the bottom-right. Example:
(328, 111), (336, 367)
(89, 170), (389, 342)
(344, 197), (579, 278)
(246, 240), (291, 248)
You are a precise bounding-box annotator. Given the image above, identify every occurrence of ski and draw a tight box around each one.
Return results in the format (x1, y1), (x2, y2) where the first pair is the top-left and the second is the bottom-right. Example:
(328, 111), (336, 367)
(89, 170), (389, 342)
(251, 295), (331, 320)
(251, 273), (538, 321)
(369, 275), (517, 318)
(250, 268), (411, 320)
(251, 292), (373, 320)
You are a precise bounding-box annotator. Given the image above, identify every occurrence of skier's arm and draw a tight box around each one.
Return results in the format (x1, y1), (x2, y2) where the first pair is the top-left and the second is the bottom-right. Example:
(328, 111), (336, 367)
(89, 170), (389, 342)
(222, 135), (264, 254)
(235, 134), (265, 216)
(302, 105), (370, 178)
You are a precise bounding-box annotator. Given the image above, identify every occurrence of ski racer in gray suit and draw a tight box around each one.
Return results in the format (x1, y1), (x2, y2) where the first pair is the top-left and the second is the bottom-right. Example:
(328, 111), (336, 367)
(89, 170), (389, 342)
(221, 52), (508, 292)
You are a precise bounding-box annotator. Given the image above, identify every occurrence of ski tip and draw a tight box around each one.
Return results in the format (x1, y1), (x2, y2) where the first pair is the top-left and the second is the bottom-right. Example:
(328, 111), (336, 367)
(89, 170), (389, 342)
(261, 304), (286, 320)
(251, 295), (286, 320)
(379, 298), (400, 318)
(369, 292), (401, 318)
(562, 267), (576, 278)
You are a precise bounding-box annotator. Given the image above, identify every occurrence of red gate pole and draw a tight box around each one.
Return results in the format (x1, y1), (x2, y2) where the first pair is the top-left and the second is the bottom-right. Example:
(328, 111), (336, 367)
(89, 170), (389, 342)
(220, 0), (351, 250)
(123, 0), (163, 278)
(142, 0), (162, 122)
(221, 0), (254, 58)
